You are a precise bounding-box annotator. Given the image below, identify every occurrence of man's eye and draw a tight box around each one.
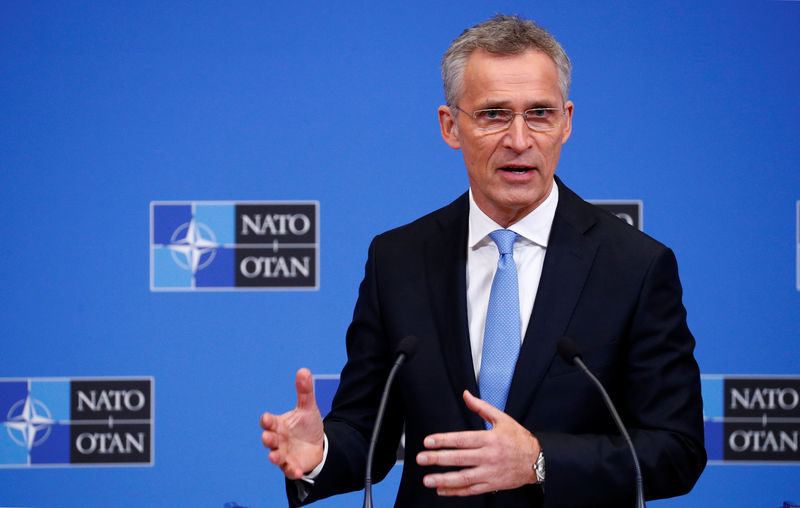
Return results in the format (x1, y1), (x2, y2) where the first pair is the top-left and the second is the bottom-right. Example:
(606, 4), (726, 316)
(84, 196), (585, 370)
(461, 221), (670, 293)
(477, 109), (512, 123)
(527, 108), (549, 119)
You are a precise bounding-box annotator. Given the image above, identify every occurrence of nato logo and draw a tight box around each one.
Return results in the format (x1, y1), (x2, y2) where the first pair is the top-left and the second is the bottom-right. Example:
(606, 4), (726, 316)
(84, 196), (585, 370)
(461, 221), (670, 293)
(590, 200), (643, 231)
(1, 377), (153, 468)
(150, 201), (319, 291)
(702, 375), (800, 464)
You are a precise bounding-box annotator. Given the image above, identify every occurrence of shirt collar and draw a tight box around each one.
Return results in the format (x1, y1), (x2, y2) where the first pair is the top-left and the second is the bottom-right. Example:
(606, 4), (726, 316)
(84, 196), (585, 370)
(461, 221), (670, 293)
(468, 180), (559, 249)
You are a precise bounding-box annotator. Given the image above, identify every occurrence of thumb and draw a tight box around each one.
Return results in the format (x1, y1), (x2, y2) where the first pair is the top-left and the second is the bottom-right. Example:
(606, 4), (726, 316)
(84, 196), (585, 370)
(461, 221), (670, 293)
(463, 389), (502, 427)
(295, 368), (318, 411)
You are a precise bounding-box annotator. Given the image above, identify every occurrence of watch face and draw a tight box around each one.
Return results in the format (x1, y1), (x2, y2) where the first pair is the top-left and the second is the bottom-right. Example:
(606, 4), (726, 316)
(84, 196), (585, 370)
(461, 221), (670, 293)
(535, 451), (545, 483)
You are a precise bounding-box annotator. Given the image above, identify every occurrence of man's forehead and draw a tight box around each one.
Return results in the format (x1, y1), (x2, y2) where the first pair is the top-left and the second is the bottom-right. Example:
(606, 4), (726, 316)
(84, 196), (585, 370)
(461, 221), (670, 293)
(460, 48), (562, 103)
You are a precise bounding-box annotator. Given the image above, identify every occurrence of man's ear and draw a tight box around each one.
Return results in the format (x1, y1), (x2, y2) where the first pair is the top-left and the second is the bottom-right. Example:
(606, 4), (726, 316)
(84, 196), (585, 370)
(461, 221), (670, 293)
(560, 100), (574, 145)
(438, 105), (461, 149)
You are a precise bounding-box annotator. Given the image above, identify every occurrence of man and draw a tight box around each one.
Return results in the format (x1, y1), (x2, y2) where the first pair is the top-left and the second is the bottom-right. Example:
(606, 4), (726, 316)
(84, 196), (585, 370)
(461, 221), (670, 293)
(260, 14), (706, 507)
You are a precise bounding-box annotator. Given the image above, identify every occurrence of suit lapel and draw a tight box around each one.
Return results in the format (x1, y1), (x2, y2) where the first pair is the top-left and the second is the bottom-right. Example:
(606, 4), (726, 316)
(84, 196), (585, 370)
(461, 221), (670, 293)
(425, 194), (484, 430)
(505, 178), (599, 422)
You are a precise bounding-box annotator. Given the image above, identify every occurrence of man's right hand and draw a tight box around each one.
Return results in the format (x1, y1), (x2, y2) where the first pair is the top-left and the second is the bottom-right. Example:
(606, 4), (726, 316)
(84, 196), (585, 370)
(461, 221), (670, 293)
(260, 368), (325, 480)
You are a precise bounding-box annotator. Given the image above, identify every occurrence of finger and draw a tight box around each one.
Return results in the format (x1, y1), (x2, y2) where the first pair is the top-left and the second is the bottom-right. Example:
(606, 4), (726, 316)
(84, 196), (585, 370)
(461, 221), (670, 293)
(286, 463), (305, 480)
(423, 430), (485, 449)
(260, 412), (277, 430)
(416, 448), (482, 467)
(261, 429), (279, 449)
(268, 449), (301, 479)
(422, 470), (491, 494)
(268, 449), (283, 467)
(435, 483), (493, 497)
(295, 368), (317, 410)
(462, 390), (503, 426)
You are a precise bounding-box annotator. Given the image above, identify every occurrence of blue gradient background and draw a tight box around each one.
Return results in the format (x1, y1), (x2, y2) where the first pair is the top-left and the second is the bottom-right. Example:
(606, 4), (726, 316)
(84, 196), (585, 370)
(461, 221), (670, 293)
(1, 1), (798, 506)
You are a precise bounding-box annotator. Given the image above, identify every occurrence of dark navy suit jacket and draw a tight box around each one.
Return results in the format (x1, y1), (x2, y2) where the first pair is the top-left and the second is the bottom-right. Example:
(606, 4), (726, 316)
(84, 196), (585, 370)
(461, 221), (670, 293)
(288, 177), (706, 507)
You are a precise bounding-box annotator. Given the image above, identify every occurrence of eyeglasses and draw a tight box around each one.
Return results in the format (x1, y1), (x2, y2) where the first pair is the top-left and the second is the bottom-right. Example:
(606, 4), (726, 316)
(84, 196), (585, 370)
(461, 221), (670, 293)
(454, 105), (566, 133)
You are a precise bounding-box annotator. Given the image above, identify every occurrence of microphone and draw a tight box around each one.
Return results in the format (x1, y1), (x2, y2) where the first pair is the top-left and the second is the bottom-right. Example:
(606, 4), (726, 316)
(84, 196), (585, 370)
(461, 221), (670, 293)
(363, 335), (419, 508)
(556, 336), (646, 508)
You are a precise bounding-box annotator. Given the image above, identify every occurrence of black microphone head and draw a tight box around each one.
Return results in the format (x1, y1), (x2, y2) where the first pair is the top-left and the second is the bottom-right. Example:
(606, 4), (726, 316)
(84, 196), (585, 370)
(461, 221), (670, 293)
(556, 336), (582, 365)
(396, 335), (419, 361)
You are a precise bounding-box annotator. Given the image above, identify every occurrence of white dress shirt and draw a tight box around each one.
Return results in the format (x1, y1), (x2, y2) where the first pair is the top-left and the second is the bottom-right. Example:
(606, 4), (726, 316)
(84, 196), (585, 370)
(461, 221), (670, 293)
(466, 183), (558, 379)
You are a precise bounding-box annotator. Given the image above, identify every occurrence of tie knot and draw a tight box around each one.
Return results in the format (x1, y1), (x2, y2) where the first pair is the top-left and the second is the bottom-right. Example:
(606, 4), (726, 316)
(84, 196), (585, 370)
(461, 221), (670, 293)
(489, 229), (518, 255)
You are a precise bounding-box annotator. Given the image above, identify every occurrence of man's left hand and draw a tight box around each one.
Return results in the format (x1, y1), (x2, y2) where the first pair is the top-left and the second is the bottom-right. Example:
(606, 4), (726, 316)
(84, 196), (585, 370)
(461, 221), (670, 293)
(415, 390), (541, 496)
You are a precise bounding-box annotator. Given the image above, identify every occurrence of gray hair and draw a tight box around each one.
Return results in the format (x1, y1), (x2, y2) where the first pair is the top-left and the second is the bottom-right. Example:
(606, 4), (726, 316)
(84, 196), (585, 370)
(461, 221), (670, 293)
(442, 14), (572, 106)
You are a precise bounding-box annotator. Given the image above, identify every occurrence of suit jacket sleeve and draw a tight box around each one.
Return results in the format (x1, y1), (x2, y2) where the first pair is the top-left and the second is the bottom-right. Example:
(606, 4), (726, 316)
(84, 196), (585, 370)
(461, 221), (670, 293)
(286, 238), (406, 506)
(535, 245), (706, 507)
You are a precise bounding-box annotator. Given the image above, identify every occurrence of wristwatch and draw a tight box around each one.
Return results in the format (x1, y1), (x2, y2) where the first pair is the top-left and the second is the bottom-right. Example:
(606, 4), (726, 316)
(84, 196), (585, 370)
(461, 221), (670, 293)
(534, 450), (546, 484)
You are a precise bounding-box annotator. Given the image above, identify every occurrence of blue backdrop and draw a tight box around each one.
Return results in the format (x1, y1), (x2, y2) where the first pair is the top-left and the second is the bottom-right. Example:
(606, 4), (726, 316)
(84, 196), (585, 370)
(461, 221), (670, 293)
(1, 1), (798, 506)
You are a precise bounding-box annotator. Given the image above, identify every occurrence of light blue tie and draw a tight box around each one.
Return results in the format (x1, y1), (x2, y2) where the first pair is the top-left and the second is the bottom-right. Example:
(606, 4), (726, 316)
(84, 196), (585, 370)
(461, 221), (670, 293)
(479, 229), (521, 429)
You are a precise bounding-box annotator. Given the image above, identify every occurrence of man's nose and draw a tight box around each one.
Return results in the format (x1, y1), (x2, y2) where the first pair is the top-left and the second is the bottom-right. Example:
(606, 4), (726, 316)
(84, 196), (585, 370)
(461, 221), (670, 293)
(504, 114), (533, 152)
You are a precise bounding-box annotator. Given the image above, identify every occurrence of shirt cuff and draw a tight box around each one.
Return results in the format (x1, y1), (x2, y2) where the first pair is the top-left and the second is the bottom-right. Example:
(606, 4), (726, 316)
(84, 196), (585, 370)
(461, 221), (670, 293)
(294, 434), (328, 502)
(301, 433), (328, 483)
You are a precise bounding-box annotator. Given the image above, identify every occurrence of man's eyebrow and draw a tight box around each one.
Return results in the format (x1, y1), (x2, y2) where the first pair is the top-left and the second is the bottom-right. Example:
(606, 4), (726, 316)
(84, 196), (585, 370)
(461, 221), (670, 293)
(527, 100), (561, 109)
(478, 99), (561, 109)
(520, 99), (562, 109)
(477, 99), (513, 109)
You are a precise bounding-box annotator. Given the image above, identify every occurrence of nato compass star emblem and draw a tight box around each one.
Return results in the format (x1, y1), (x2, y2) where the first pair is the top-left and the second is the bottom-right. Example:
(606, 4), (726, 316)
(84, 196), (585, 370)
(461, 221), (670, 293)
(4, 395), (55, 450)
(167, 219), (219, 273)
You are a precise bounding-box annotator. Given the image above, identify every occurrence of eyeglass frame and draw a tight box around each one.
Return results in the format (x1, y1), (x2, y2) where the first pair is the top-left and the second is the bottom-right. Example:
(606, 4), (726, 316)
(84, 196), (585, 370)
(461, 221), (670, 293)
(451, 105), (567, 133)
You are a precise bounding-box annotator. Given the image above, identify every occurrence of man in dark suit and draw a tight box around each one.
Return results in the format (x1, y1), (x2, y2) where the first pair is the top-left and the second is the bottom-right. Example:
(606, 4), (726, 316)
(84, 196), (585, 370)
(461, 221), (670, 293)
(260, 14), (706, 507)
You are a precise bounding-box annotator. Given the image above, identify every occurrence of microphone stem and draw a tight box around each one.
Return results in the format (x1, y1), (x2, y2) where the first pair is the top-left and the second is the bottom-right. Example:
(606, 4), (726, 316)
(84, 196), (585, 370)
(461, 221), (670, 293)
(574, 356), (645, 508)
(363, 353), (407, 508)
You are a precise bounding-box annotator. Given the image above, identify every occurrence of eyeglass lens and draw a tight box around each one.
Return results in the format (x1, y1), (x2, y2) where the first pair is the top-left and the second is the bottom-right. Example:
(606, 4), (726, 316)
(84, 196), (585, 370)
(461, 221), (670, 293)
(473, 108), (562, 132)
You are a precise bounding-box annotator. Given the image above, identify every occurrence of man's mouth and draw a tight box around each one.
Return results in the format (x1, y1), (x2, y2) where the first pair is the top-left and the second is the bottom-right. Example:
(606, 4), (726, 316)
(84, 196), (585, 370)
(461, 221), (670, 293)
(499, 166), (535, 174)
